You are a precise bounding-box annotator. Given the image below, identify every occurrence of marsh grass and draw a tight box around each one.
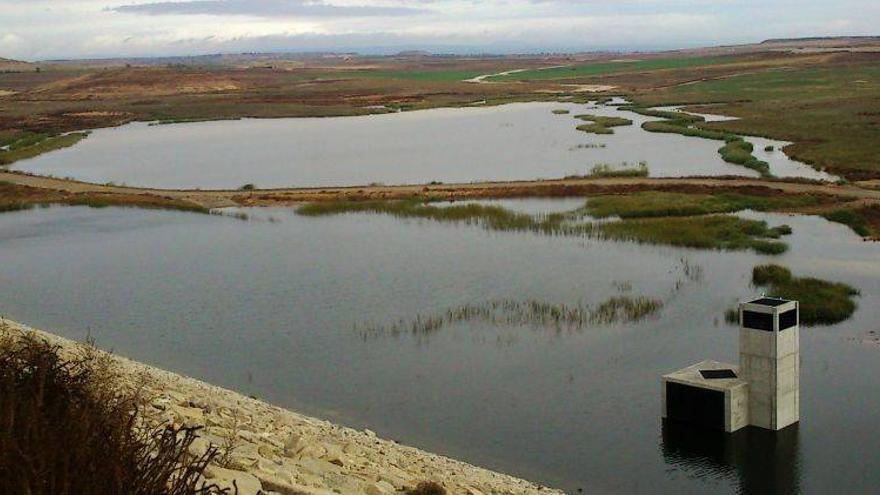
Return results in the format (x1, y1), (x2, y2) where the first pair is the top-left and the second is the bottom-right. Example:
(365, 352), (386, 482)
(552, 109), (571, 115)
(0, 132), (89, 165)
(585, 162), (649, 178)
(640, 121), (731, 140)
(584, 191), (822, 219)
(574, 114), (633, 134)
(719, 140), (771, 177)
(633, 106), (773, 177)
(749, 264), (860, 325)
(821, 208), (871, 237)
(298, 199), (791, 254)
(356, 296), (664, 337)
(596, 215), (790, 254)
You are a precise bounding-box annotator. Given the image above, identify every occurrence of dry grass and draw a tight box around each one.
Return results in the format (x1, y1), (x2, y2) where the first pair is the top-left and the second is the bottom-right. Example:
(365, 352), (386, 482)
(0, 332), (229, 494)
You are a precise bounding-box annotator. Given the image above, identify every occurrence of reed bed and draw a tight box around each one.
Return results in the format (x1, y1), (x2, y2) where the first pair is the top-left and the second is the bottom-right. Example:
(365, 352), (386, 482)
(585, 161), (649, 178)
(297, 200), (792, 254)
(356, 296), (664, 337)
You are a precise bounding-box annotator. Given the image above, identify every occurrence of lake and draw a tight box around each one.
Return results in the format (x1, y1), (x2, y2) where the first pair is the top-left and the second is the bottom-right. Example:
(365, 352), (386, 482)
(0, 202), (877, 494)
(11, 102), (833, 189)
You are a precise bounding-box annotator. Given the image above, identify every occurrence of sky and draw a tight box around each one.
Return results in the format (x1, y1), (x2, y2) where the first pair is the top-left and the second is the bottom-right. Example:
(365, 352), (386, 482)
(1, 0), (878, 60)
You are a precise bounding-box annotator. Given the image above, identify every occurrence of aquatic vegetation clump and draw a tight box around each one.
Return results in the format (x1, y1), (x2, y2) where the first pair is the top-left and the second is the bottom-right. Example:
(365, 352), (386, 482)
(821, 206), (876, 237)
(750, 264), (860, 325)
(297, 199), (793, 255)
(585, 161), (649, 178)
(574, 114), (633, 134)
(640, 121), (731, 141)
(719, 139), (771, 177)
(584, 191), (824, 219)
(631, 106), (773, 177)
(596, 215), (790, 254)
(552, 109), (571, 115)
(356, 296), (664, 337)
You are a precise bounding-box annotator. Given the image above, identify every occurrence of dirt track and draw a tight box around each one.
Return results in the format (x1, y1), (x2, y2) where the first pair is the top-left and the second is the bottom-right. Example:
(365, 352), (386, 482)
(4, 170), (880, 210)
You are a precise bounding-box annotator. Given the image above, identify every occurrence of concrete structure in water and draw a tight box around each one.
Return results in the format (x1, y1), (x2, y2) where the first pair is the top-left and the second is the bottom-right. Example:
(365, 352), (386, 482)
(662, 297), (800, 432)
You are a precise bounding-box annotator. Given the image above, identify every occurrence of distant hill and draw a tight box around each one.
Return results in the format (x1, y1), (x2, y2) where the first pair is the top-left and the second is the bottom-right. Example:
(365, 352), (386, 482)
(0, 57), (34, 72)
(761, 36), (880, 44)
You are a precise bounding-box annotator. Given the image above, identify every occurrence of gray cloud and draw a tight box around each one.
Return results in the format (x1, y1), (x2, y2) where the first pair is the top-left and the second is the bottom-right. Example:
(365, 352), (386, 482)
(111, 0), (430, 17)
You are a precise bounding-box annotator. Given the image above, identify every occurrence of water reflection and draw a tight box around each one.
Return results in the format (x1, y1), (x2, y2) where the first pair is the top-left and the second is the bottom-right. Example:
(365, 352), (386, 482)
(661, 420), (801, 495)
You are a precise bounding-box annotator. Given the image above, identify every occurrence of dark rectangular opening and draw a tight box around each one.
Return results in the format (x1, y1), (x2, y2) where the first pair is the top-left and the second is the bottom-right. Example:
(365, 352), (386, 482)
(700, 369), (737, 380)
(742, 310), (774, 331)
(666, 382), (725, 430)
(749, 297), (789, 307)
(779, 309), (798, 331)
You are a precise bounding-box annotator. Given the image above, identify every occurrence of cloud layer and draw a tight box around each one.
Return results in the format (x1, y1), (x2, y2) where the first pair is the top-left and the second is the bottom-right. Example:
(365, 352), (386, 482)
(112, 0), (429, 17)
(0, 0), (877, 60)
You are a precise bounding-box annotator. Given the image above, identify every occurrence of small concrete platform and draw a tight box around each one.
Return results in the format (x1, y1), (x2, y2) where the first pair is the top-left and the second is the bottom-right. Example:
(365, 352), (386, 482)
(662, 360), (749, 432)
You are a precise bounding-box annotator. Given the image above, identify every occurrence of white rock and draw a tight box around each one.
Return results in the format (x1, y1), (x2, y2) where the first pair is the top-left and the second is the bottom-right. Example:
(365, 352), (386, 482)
(203, 466), (263, 495)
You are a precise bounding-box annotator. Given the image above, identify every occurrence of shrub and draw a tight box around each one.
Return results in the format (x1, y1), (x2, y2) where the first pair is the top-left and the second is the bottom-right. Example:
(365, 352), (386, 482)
(238, 183), (255, 191)
(0, 333), (229, 495)
(407, 481), (447, 495)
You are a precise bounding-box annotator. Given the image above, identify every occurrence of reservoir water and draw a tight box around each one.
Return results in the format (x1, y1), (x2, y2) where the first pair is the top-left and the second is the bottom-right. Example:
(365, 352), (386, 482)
(0, 202), (876, 494)
(12, 102), (833, 189)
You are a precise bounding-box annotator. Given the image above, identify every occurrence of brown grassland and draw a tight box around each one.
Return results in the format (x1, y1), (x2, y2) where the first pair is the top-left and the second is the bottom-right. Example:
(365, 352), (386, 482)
(1, 40), (880, 236)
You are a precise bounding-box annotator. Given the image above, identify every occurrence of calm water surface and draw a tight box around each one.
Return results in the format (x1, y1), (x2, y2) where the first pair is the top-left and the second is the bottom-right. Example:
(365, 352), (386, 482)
(0, 203), (877, 494)
(13, 102), (830, 188)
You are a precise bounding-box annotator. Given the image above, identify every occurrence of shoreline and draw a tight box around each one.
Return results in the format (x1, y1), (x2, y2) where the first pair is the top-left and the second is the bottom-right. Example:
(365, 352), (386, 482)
(3, 169), (880, 208)
(0, 318), (565, 495)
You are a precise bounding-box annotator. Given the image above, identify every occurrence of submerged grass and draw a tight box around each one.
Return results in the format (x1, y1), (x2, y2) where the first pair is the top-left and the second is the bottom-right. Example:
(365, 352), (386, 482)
(574, 114), (633, 134)
(584, 191), (823, 219)
(0, 132), (89, 165)
(297, 199), (791, 254)
(749, 264), (860, 325)
(356, 296), (664, 337)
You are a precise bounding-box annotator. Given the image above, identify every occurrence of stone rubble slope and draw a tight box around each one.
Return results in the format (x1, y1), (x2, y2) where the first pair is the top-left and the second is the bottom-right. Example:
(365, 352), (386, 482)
(0, 319), (565, 495)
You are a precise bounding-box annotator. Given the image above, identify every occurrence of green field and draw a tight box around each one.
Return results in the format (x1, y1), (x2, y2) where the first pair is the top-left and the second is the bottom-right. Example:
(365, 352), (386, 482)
(487, 55), (750, 82)
(353, 69), (489, 82)
(631, 59), (880, 179)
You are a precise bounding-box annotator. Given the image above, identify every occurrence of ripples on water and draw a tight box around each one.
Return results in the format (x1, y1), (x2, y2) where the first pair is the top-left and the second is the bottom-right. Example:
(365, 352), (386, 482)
(0, 202), (877, 494)
(13, 102), (831, 188)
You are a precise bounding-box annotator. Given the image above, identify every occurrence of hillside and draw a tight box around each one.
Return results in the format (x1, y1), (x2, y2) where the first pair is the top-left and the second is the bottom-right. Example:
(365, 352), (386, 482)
(0, 57), (34, 72)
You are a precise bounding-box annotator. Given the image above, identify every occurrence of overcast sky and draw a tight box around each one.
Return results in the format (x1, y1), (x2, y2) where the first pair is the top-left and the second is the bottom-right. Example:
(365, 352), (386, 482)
(1, 0), (878, 60)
